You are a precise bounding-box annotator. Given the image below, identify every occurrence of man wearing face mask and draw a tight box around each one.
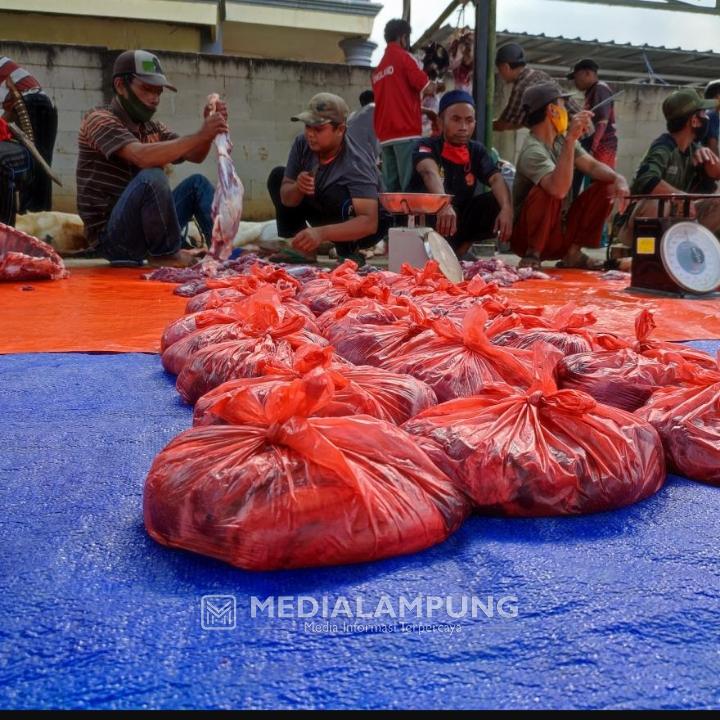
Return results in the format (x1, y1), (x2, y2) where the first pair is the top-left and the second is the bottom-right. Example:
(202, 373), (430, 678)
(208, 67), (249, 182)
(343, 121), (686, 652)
(510, 82), (629, 270)
(617, 88), (720, 250)
(409, 90), (513, 259)
(76, 49), (228, 266)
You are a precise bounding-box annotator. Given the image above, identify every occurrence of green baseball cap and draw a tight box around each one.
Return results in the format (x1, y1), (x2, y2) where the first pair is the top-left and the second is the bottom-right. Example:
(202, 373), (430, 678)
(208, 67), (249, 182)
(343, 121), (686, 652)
(291, 93), (349, 126)
(662, 89), (715, 121)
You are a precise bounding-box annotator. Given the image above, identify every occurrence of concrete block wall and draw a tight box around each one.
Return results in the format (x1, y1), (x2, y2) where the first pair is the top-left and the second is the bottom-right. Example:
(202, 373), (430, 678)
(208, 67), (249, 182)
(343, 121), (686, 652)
(1, 40), (679, 219)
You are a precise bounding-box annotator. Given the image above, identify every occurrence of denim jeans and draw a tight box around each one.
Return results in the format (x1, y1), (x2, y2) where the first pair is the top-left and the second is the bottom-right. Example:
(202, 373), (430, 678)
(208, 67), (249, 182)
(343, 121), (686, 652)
(100, 169), (214, 263)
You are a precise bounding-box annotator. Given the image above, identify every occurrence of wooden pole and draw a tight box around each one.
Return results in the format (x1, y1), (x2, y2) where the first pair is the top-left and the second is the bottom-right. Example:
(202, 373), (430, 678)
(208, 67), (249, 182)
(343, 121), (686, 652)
(472, 0), (497, 148)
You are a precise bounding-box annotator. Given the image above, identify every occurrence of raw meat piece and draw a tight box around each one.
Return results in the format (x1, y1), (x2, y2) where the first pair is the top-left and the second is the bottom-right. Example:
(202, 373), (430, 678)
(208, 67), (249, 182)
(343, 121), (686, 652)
(0, 222), (68, 281)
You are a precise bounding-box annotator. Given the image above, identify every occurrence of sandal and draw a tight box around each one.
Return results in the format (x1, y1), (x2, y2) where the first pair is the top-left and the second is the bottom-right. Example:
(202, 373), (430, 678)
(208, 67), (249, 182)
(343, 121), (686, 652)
(555, 251), (604, 270)
(518, 252), (542, 270)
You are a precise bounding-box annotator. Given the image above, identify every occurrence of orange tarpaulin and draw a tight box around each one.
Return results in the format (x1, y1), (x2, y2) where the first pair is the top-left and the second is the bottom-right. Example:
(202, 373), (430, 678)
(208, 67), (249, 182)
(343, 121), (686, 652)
(0, 267), (718, 355)
(0, 267), (188, 354)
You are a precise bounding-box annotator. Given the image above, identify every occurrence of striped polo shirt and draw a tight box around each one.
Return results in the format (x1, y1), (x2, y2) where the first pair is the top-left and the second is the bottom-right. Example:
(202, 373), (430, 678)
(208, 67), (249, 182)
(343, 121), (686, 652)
(76, 97), (178, 243)
(0, 56), (42, 112)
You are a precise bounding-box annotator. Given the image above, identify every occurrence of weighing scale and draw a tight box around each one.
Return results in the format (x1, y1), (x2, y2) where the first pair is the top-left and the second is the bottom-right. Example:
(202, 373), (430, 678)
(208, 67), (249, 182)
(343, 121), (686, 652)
(628, 193), (720, 297)
(379, 192), (464, 284)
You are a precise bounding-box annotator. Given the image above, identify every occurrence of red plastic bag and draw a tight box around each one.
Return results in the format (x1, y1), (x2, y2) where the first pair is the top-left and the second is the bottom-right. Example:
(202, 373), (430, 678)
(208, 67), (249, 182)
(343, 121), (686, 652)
(556, 348), (682, 411)
(315, 291), (403, 334)
(636, 356), (720, 485)
(0, 222), (68, 281)
(593, 310), (718, 368)
(383, 306), (534, 401)
(296, 262), (390, 316)
(327, 303), (430, 367)
(162, 291), (326, 376)
(493, 303), (596, 356)
(194, 344), (438, 425)
(404, 346), (666, 516)
(162, 295), (320, 352)
(144, 373), (469, 570)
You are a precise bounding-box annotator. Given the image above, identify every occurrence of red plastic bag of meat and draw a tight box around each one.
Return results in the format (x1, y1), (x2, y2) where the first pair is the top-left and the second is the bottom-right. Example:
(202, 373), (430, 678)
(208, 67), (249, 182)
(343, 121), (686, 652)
(0, 222), (68, 281)
(592, 309), (717, 367)
(636, 356), (720, 485)
(162, 291), (327, 376)
(327, 303), (430, 367)
(383, 306), (534, 401)
(404, 346), (666, 516)
(556, 347), (683, 412)
(163, 294), (320, 352)
(296, 262), (390, 316)
(184, 265), (301, 312)
(144, 373), (469, 570)
(315, 291), (403, 334)
(493, 303), (596, 356)
(194, 344), (437, 425)
(384, 261), (455, 296)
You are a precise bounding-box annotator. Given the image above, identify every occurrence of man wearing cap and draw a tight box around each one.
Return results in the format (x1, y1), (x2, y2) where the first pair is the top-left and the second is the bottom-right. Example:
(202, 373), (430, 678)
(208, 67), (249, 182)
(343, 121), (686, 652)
(76, 49), (228, 266)
(617, 88), (720, 250)
(568, 59), (617, 169)
(511, 82), (629, 269)
(493, 43), (555, 131)
(372, 19), (435, 191)
(1, 55), (58, 215)
(409, 89), (513, 258)
(266, 92), (388, 265)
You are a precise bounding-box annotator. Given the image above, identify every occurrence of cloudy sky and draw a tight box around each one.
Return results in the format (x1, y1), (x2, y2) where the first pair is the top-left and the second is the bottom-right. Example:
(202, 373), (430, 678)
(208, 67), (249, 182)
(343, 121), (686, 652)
(368, 0), (720, 64)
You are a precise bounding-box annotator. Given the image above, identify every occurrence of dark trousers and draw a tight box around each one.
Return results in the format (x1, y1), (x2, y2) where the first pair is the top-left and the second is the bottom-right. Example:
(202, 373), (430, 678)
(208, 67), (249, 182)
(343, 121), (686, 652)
(437, 192), (500, 250)
(0, 140), (31, 226)
(99, 169), (214, 263)
(267, 166), (388, 258)
(18, 92), (58, 213)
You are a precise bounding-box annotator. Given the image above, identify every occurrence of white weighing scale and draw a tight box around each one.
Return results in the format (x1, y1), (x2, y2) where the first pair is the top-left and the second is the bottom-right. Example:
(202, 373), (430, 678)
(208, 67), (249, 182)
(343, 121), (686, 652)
(380, 192), (464, 284)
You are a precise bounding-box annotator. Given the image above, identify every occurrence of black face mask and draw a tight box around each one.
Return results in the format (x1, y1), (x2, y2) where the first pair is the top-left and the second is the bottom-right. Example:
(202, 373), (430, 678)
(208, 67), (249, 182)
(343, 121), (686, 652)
(693, 115), (710, 142)
(117, 81), (156, 124)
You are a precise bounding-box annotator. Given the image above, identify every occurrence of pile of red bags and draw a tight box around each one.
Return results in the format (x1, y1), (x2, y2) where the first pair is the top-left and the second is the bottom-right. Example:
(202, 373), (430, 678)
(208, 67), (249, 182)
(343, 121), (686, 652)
(145, 259), (717, 569)
(404, 347), (666, 516)
(636, 356), (720, 485)
(144, 374), (469, 570)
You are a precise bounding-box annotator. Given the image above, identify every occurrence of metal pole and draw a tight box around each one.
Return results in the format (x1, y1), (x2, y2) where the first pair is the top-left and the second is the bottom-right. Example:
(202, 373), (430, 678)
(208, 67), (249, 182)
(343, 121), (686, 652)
(472, 0), (491, 145)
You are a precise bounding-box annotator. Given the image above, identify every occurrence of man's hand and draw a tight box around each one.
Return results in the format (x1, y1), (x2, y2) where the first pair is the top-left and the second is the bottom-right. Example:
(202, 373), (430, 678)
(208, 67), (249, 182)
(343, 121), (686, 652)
(204, 98), (229, 121)
(198, 112), (228, 142)
(295, 171), (316, 197)
(494, 205), (513, 241)
(567, 110), (593, 142)
(292, 226), (324, 254)
(436, 204), (457, 237)
(693, 146), (720, 167)
(609, 175), (630, 214)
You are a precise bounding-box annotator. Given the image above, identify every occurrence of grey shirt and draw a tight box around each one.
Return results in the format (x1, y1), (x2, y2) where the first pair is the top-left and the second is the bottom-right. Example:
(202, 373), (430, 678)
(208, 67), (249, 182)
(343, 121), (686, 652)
(347, 103), (381, 163)
(285, 132), (381, 200)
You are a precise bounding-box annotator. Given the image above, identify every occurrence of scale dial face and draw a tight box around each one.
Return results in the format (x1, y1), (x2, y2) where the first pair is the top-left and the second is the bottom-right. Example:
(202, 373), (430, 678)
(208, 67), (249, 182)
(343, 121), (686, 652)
(660, 221), (720, 294)
(424, 230), (464, 284)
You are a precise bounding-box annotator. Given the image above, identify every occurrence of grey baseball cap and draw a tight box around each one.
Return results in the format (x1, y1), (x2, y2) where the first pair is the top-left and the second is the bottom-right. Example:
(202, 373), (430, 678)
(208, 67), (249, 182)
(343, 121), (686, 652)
(522, 82), (574, 115)
(291, 93), (349, 126)
(112, 50), (177, 92)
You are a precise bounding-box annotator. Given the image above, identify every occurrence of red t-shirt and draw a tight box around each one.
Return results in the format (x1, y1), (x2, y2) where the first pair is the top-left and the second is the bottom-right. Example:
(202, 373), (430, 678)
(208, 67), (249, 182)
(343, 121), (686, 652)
(371, 43), (429, 144)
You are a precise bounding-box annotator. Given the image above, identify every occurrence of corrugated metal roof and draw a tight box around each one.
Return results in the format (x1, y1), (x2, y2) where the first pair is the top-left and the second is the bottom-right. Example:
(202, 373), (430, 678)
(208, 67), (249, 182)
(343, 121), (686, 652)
(431, 25), (720, 84)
